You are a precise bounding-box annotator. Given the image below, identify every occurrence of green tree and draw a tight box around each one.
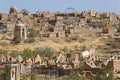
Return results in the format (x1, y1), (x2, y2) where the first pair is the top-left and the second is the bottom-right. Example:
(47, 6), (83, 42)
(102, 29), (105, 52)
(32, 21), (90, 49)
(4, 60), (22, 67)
(79, 45), (86, 51)
(28, 28), (40, 37)
(35, 47), (44, 57)
(9, 51), (19, 62)
(62, 72), (89, 80)
(9, 51), (19, 59)
(14, 38), (21, 43)
(43, 47), (55, 58)
(24, 37), (35, 43)
(96, 68), (114, 80)
(4, 65), (11, 80)
(61, 46), (68, 53)
(37, 47), (57, 59)
(21, 48), (32, 62)
(79, 61), (84, 71)
(0, 49), (4, 57)
(0, 50), (8, 62)
(30, 49), (39, 63)
(20, 74), (27, 80)
(30, 72), (38, 80)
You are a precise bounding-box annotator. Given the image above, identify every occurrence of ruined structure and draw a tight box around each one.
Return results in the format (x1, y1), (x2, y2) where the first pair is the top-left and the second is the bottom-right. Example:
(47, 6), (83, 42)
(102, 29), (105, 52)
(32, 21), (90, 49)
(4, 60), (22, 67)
(0, 6), (120, 39)
(9, 6), (18, 15)
(14, 22), (27, 39)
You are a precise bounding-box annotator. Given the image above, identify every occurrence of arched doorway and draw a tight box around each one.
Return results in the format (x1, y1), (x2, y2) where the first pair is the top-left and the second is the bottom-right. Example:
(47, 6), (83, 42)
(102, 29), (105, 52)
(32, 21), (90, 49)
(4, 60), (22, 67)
(22, 28), (25, 38)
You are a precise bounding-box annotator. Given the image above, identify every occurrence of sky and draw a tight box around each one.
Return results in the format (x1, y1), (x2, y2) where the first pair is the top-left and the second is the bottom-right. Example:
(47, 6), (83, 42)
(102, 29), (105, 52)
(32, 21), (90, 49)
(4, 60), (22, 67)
(0, 0), (120, 14)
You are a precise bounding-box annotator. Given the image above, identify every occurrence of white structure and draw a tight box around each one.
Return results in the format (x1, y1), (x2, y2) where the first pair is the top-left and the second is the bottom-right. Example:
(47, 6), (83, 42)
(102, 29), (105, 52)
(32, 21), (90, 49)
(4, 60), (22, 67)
(14, 23), (27, 39)
(10, 64), (21, 80)
(1, 56), (6, 63)
(82, 50), (90, 58)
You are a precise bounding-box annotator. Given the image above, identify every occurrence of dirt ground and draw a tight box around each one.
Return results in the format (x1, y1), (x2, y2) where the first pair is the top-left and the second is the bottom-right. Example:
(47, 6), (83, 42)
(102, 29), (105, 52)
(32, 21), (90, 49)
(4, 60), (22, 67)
(0, 33), (104, 51)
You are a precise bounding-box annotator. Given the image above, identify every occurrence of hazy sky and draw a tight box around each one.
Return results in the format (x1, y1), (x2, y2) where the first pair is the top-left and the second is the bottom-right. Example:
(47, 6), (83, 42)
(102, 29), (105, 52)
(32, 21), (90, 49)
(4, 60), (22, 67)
(0, 0), (120, 14)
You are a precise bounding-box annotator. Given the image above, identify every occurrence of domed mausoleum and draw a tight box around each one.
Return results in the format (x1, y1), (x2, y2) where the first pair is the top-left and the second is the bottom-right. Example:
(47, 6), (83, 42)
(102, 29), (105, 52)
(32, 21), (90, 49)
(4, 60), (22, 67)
(9, 6), (18, 15)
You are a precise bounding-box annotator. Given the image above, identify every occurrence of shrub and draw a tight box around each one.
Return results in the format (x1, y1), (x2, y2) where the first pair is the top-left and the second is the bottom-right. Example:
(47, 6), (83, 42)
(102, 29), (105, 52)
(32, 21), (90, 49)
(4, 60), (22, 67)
(14, 38), (21, 43)
(96, 68), (114, 80)
(65, 35), (80, 42)
(107, 34), (112, 39)
(20, 75), (28, 80)
(24, 37), (35, 43)
(28, 28), (40, 37)
(70, 35), (79, 41)
(30, 72), (38, 80)
(39, 38), (46, 41)
(4, 65), (11, 80)
(78, 38), (86, 43)
(37, 47), (57, 58)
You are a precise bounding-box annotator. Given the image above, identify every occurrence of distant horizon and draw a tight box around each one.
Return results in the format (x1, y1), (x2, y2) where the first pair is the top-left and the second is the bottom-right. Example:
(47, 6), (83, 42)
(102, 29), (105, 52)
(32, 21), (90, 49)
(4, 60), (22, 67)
(0, 0), (120, 14)
(0, 6), (119, 15)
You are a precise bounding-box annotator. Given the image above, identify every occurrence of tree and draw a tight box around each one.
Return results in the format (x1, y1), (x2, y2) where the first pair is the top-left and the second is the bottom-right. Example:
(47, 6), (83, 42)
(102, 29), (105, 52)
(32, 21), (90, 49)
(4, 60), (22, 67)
(62, 71), (89, 80)
(9, 51), (19, 59)
(74, 45), (79, 50)
(21, 48), (32, 62)
(79, 61), (84, 71)
(30, 49), (39, 63)
(9, 51), (19, 62)
(43, 47), (55, 58)
(14, 38), (21, 43)
(96, 68), (114, 80)
(28, 28), (40, 37)
(30, 72), (38, 80)
(79, 45), (86, 51)
(20, 74), (28, 80)
(61, 46), (68, 53)
(24, 37), (35, 43)
(0, 49), (4, 63)
(0, 50), (8, 62)
(36, 47), (57, 59)
(4, 65), (11, 80)
(35, 47), (45, 57)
